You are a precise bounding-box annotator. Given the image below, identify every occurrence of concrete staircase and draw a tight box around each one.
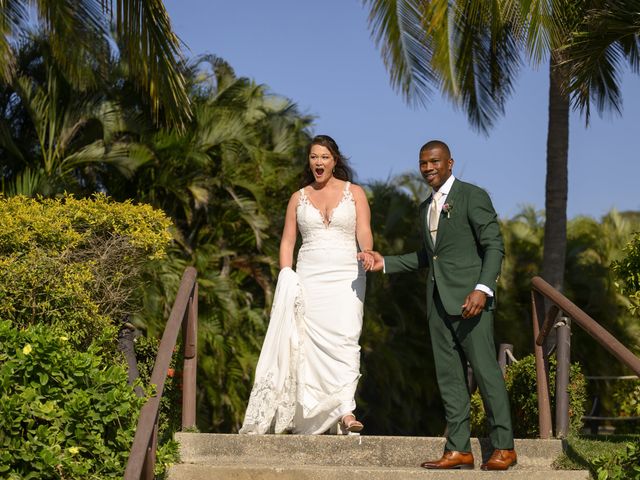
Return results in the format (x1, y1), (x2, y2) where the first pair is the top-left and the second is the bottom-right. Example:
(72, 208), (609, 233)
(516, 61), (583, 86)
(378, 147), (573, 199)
(168, 433), (591, 479)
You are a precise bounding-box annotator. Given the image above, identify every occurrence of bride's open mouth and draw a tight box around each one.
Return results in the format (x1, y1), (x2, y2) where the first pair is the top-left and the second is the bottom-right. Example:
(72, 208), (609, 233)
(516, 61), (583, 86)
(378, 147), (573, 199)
(315, 167), (325, 176)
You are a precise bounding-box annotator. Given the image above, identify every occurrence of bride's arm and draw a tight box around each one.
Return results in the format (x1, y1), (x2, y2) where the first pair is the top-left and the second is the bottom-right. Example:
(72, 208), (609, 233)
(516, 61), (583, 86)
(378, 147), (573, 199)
(279, 191), (299, 269)
(352, 185), (373, 252)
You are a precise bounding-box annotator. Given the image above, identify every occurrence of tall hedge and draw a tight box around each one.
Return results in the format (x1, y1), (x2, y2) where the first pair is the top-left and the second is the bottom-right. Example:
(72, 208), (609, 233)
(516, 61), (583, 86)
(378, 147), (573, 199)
(0, 194), (172, 347)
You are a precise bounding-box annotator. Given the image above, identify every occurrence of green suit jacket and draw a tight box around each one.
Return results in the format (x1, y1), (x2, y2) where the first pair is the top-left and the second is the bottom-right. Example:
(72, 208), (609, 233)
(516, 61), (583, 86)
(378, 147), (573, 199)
(384, 179), (504, 317)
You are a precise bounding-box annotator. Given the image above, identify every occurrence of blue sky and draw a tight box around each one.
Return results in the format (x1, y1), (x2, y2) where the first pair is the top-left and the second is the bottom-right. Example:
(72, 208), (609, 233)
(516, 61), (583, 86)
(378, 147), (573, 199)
(164, 0), (639, 219)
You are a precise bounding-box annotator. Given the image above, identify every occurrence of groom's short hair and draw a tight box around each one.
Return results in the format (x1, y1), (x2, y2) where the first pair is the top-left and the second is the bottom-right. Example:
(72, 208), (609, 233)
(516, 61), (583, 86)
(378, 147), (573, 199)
(420, 140), (451, 158)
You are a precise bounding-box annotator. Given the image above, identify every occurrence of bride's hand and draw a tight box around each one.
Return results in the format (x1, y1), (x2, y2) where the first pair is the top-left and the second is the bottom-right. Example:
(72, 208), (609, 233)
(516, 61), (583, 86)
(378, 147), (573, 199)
(357, 251), (383, 272)
(357, 251), (373, 271)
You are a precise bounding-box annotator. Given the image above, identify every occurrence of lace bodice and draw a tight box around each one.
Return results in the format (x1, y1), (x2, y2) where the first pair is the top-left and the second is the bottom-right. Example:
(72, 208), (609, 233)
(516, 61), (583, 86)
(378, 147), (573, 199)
(297, 182), (357, 251)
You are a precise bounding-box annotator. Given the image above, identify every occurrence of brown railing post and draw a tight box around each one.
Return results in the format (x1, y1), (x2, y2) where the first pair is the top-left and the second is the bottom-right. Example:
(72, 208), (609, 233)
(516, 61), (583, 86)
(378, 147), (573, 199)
(531, 275), (640, 441)
(555, 316), (571, 438)
(124, 267), (198, 480)
(141, 419), (158, 480)
(532, 290), (553, 439)
(182, 282), (198, 429)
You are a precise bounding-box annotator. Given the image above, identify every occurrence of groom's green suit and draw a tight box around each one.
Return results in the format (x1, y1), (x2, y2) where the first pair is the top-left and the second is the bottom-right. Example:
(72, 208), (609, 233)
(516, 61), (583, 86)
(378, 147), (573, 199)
(384, 178), (514, 453)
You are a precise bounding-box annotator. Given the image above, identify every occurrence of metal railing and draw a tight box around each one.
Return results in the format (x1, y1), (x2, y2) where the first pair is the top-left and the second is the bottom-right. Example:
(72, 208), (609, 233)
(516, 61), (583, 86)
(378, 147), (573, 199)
(531, 275), (640, 439)
(124, 267), (198, 480)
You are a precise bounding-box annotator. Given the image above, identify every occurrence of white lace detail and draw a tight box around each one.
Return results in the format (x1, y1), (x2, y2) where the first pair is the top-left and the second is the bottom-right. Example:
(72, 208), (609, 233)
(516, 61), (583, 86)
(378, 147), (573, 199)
(239, 271), (305, 434)
(297, 182), (356, 251)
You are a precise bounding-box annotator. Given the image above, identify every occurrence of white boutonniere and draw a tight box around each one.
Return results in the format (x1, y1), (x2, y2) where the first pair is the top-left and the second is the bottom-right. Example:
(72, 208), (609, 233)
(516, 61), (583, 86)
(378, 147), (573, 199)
(442, 202), (453, 218)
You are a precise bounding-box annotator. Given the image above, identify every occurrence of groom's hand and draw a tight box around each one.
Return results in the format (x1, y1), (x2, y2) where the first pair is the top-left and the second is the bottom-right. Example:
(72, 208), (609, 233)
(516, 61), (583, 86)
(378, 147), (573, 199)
(461, 290), (487, 319)
(357, 251), (384, 272)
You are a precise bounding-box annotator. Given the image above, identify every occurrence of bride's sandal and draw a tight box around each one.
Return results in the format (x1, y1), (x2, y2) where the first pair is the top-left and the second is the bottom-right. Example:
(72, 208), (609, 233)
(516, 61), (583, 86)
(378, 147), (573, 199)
(340, 414), (364, 433)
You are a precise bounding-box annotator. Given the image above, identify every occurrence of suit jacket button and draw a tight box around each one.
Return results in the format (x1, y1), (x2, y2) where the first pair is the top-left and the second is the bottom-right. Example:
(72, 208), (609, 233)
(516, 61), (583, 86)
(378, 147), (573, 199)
(433, 255), (438, 260)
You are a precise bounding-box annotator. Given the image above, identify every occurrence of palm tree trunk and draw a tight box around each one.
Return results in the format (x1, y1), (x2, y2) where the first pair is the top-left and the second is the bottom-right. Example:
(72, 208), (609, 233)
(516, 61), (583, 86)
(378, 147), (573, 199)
(541, 56), (569, 296)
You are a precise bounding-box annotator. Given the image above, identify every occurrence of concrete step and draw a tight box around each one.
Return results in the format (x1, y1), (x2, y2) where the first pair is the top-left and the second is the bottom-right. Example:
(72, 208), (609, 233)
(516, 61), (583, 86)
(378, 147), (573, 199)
(175, 433), (565, 468)
(167, 463), (591, 480)
(169, 433), (591, 479)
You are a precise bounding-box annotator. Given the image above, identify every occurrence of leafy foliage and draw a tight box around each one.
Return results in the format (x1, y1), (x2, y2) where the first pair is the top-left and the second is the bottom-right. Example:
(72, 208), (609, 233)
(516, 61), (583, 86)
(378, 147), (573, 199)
(0, 194), (171, 349)
(116, 56), (314, 432)
(593, 438), (640, 480)
(0, 1), (191, 128)
(0, 320), (145, 479)
(609, 379), (640, 434)
(612, 231), (640, 316)
(471, 354), (587, 438)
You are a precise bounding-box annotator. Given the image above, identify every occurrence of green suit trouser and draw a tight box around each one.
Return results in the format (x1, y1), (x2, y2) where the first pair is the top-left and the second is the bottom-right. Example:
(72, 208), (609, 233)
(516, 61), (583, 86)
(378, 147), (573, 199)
(430, 287), (514, 452)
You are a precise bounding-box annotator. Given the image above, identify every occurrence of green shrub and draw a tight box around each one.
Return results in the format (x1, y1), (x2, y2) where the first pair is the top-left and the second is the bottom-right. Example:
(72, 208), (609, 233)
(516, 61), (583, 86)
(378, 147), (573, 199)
(612, 231), (640, 316)
(0, 194), (171, 347)
(0, 320), (145, 479)
(593, 438), (640, 480)
(471, 353), (587, 438)
(609, 379), (640, 434)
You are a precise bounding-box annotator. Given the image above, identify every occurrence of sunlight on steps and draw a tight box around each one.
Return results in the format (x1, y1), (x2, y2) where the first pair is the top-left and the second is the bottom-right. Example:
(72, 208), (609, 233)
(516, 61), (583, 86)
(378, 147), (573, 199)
(167, 433), (591, 479)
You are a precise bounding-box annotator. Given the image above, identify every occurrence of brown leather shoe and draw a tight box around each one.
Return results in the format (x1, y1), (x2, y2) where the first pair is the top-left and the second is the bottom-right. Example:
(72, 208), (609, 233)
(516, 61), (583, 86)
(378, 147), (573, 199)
(481, 449), (517, 470)
(420, 450), (474, 469)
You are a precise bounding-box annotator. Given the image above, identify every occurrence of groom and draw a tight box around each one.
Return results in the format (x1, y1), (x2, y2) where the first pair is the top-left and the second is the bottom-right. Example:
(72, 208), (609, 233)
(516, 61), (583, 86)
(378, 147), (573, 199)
(361, 140), (516, 470)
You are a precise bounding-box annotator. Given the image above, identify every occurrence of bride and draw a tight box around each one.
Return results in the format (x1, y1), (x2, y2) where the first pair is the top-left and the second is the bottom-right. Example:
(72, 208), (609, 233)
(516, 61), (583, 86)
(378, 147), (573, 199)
(239, 135), (374, 434)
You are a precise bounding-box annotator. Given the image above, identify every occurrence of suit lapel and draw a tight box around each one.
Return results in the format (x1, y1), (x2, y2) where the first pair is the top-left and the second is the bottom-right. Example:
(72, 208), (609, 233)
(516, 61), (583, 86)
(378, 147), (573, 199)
(434, 179), (460, 251)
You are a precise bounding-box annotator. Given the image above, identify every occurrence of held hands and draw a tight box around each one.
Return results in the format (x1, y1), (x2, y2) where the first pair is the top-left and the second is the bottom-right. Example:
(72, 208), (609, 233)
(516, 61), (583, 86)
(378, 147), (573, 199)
(461, 290), (487, 319)
(357, 250), (384, 272)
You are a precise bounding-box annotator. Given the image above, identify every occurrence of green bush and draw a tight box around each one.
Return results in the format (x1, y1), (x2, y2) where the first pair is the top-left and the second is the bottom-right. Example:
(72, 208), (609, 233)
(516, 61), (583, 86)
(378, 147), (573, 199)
(471, 353), (587, 438)
(0, 194), (171, 347)
(0, 320), (145, 479)
(612, 231), (640, 316)
(609, 379), (640, 434)
(593, 438), (640, 480)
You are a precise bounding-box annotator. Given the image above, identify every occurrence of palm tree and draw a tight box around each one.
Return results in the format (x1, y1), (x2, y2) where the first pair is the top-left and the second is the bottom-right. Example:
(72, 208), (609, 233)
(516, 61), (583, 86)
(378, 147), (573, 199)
(362, 0), (639, 294)
(0, 0), (190, 127)
(0, 33), (152, 196)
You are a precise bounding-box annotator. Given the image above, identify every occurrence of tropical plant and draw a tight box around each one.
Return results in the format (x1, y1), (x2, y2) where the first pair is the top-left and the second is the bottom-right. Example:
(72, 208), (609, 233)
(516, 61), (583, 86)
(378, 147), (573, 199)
(0, 33), (155, 196)
(0, 0), (190, 127)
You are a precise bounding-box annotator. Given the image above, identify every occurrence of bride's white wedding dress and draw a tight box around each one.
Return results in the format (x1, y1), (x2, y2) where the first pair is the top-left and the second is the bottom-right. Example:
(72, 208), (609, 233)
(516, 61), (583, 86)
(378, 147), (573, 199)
(240, 181), (365, 434)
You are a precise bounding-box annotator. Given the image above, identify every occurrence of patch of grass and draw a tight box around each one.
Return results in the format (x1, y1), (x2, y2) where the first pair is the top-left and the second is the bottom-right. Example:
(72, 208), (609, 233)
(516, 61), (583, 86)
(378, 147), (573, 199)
(554, 434), (640, 476)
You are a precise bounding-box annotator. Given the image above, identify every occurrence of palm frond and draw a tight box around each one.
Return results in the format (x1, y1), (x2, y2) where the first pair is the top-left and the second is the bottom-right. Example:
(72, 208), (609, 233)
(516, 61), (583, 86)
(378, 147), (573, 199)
(363, 0), (437, 106)
(35, 0), (109, 90)
(62, 140), (153, 177)
(559, 1), (640, 121)
(364, 0), (522, 133)
(109, 0), (192, 128)
(447, 0), (522, 132)
(1, 167), (45, 196)
(0, 0), (28, 82)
